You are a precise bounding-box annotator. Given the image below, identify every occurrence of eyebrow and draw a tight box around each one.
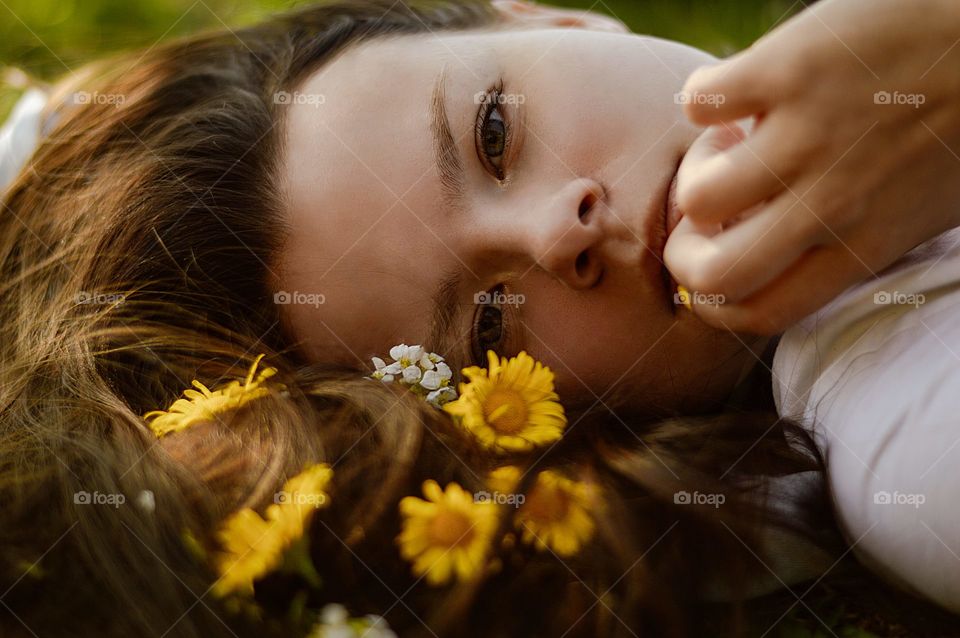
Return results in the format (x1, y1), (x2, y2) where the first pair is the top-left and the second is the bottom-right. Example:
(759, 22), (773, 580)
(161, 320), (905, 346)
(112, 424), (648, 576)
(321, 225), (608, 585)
(428, 70), (470, 365)
(431, 69), (468, 215)
(428, 266), (466, 367)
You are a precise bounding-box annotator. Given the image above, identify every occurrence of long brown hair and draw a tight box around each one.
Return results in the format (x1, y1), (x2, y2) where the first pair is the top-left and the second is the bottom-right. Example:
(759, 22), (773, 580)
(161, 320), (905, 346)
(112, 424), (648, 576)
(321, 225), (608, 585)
(0, 2), (839, 636)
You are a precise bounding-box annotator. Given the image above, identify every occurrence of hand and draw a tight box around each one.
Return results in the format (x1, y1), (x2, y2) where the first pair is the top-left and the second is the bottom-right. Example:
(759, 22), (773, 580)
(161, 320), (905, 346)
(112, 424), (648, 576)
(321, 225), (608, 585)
(664, 0), (960, 335)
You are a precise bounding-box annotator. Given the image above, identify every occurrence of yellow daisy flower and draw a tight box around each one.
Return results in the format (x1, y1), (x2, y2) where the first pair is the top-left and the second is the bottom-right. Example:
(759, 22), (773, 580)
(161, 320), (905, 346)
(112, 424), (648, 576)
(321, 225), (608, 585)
(213, 463), (332, 597)
(443, 351), (566, 453)
(144, 354), (280, 436)
(488, 466), (597, 557)
(397, 480), (498, 586)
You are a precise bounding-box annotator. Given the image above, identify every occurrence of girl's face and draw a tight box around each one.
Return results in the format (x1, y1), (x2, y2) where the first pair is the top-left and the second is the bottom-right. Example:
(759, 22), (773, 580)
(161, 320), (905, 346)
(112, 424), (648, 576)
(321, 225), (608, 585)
(277, 7), (766, 412)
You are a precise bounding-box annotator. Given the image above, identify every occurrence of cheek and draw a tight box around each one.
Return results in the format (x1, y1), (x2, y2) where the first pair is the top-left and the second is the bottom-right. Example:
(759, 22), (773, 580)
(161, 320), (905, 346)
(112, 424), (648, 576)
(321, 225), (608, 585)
(524, 82), (631, 172)
(523, 40), (684, 128)
(518, 288), (663, 398)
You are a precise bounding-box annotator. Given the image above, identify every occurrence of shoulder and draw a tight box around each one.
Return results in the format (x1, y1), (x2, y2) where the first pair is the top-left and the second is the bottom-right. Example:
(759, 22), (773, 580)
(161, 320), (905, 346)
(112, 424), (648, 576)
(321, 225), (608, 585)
(0, 87), (49, 193)
(773, 227), (960, 423)
(772, 227), (960, 613)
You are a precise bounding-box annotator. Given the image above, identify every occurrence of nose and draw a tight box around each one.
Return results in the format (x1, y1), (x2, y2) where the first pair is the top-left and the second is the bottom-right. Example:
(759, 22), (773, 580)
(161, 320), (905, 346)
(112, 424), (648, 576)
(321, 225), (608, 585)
(527, 178), (606, 290)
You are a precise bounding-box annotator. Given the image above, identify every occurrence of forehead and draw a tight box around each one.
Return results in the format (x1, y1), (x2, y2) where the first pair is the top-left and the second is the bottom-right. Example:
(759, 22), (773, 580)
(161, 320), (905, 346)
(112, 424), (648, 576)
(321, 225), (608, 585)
(278, 33), (479, 364)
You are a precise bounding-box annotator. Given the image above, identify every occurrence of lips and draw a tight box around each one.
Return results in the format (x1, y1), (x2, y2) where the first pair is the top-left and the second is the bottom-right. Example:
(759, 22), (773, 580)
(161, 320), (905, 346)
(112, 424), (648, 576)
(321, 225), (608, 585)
(652, 156), (682, 265)
(664, 165), (683, 237)
(655, 157), (684, 310)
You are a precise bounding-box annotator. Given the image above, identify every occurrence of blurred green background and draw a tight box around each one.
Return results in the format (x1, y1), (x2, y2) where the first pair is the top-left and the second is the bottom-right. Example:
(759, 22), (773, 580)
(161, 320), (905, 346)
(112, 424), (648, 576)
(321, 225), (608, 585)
(0, 0), (801, 115)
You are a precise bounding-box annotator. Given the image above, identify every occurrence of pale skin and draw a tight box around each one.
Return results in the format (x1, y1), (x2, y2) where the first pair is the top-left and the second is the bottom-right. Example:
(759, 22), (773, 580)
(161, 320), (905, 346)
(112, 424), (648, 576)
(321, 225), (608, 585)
(276, 0), (960, 412)
(275, 1), (768, 414)
(666, 0), (960, 334)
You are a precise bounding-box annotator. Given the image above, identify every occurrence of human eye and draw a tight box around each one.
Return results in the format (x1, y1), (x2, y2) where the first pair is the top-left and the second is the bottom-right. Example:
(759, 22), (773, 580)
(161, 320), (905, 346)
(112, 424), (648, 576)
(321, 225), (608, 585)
(471, 285), (508, 365)
(475, 79), (511, 181)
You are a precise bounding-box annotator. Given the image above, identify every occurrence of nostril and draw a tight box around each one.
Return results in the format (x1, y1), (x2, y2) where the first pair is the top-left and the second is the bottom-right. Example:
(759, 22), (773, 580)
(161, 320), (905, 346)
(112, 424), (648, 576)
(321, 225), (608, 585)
(578, 191), (598, 220)
(575, 250), (590, 278)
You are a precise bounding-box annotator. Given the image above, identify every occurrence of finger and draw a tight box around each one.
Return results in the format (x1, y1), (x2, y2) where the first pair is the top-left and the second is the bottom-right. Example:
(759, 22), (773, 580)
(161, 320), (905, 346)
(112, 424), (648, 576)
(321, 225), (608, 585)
(663, 215), (725, 289)
(676, 122), (748, 191)
(688, 243), (873, 335)
(665, 189), (827, 301)
(674, 124), (747, 226)
(681, 52), (773, 126)
(677, 116), (796, 225)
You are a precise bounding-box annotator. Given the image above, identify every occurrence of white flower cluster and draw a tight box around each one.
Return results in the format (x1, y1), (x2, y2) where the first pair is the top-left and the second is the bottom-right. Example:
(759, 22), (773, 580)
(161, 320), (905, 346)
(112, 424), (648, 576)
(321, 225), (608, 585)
(309, 604), (397, 638)
(370, 344), (457, 408)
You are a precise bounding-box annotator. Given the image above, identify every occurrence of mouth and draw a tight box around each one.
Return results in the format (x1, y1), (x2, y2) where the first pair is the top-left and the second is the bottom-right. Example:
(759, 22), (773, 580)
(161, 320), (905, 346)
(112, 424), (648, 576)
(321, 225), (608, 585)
(653, 155), (683, 310)
(664, 163), (683, 238)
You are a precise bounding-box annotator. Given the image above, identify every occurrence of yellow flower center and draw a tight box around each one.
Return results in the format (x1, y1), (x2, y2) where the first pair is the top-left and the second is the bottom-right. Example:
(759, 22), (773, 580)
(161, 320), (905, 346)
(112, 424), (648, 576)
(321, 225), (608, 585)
(525, 483), (571, 524)
(483, 389), (528, 434)
(428, 509), (475, 548)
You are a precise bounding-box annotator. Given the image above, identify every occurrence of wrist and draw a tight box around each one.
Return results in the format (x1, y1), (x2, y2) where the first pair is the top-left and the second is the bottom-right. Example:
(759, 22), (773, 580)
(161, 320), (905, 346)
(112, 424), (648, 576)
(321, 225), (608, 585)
(926, 0), (960, 95)
(916, 1), (960, 143)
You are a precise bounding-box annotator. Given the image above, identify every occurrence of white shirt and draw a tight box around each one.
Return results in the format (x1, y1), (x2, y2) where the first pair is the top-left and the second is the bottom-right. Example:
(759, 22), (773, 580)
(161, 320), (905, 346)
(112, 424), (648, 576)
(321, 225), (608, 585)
(773, 228), (960, 612)
(0, 87), (48, 194)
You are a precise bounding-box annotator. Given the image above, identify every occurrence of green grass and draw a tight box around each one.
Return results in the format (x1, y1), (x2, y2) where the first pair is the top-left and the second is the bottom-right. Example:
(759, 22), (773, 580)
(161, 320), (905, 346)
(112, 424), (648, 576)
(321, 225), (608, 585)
(0, 0), (801, 120)
(0, 0), (800, 78)
(0, 0), (802, 118)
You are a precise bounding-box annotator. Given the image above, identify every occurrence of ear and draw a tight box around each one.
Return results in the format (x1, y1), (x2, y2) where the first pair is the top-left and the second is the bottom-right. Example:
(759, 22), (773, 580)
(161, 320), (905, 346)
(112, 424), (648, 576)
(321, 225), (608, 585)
(490, 0), (630, 33)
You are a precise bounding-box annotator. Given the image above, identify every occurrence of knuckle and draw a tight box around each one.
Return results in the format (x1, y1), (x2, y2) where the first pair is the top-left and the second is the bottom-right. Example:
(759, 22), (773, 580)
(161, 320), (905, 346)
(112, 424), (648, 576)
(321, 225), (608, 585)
(724, 48), (776, 100)
(683, 100), (712, 124)
(675, 176), (713, 220)
(790, 124), (826, 164)
(767, 51), (811, 101)
(799, 211), (833, 247)
(791, 193), (839, 246)
(684, 254), (727, 296)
